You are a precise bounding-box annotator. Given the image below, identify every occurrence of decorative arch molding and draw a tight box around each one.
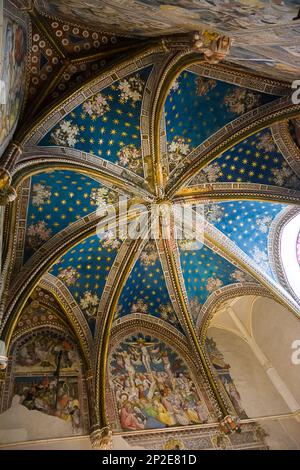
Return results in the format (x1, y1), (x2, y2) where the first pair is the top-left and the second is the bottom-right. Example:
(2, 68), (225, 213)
(21, 49), (166, 147)
(107, 315), (223, 427)
(269, 205), (300, 301)
(174, 182), (300, 206)
(197, 283), (274, 344)
(110, 314), (189, 357)
(166, 96), (300, 197)
(203, 218), (300, 319)
(39, 273), (94, 369)
(271, 121), (300, 179)
(0, 206), (140, 341)
(187, 63), (290, 96)
(13, 147), (153, 199)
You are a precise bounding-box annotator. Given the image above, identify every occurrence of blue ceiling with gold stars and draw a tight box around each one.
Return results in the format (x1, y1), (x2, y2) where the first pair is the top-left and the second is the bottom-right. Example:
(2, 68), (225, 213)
(23, 170), (119, 262)
(210, 201), (286, 279)
(165, 71), (276, 172)
(50, 234), (119, 334)
(39, 66), (153, 176)
(117, 242), (183, 332)
(179, 244), (253, 319)
(191, 129), (300, 189)
(19, 63), (299, 338)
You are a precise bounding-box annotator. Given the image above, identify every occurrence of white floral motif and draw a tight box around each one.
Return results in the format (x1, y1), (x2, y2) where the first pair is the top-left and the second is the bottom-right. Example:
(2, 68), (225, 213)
(256, 215), (273, 234)
(205, 204), (225, 224)
(206, 277), (223, 293)
(230, 270), (254, 284)
(32, 183), (52, 206)
(118, 74), (144, 105)
(224, 89), (261, 115)
(196, 77), (217, 96)
(190, 162), (221, 185)
(253, 247), (269, 272)
(90, 187), (118, 208)
(159, 303), (179, 326)
(101, 230), (125, 250)
(170, 79), (179, 92)
(27, 221), (52, 250)
(58, 267), (79, 286)
(257, 132), (276, 152)
(82, 93), (110, 117)
(131, 299), (148, 314)
(118, 144), (143, 174)
(80, 291), (100, 317)
(140, 242), (158, 267)
(50, 120), (79, 147)
(168, 136), (191, 169)
(271, 162), (300, 189)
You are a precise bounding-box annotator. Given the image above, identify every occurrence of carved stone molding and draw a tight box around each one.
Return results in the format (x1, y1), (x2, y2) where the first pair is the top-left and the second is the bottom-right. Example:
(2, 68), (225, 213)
(271, 121), (300, 179)
(188, 63), (290, 96)
(197, 283), (274, 344)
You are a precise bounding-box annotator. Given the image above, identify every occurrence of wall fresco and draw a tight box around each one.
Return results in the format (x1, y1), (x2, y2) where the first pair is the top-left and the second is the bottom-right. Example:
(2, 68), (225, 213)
(109, 333), (214, 431)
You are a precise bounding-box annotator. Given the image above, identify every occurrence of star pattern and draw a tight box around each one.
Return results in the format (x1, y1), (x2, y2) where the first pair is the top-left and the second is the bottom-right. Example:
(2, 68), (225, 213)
(211, 201), (286, 278)
(192, 129), (300, 188)
(39, 66), (153, 175)
(165, 71), (276, 171)
(20, 65), (298, 336)
(50, 234), (119, 333)
(24, 170), (115, 261)
(179, 245), (245, 308)
(118, 243), (183, 332)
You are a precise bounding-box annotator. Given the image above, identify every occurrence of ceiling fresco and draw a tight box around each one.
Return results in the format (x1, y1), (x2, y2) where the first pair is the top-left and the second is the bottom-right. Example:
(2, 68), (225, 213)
(117, 242), (183, 332)
(2, 1), (300, 449)
(190, 128), (300, 188)
(39, 66), (153, 176)
(27, 19), (126, 108)
(179, 244), (254, 322)
(208, 201), (286, 278)
(24, 170), (119, 261)
(165, 71), (276, 172)
(50, 234), (119, 333)
(35, 0), (300, 81)
(1, 2), (28, 156)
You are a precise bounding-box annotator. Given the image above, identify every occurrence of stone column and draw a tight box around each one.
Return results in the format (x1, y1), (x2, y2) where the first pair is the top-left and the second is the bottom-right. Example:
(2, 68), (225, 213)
(85, 370), (113, 450)
(226, 306), (300, 421)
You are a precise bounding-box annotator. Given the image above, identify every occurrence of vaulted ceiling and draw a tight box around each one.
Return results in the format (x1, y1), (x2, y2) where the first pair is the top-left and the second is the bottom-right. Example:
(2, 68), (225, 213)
(1, 0), (300, 440)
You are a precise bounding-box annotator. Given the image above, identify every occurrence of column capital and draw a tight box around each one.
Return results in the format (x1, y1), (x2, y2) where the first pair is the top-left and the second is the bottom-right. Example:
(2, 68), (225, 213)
(90, 426), (113, 450)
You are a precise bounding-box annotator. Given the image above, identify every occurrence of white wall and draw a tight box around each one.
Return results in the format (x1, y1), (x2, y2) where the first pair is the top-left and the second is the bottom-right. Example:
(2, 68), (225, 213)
(252, 297), (300, 403)
(208, 326), (289, 418)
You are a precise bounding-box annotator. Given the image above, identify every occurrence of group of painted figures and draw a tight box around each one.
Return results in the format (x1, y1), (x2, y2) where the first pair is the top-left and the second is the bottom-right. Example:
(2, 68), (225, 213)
(110, 337), (213, 431)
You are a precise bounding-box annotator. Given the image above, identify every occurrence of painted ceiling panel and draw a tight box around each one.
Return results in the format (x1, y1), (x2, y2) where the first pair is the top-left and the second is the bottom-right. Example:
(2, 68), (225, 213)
(208, 201), (286, 278)
(179, 244), (252, 323)
(117, 242), (183, 332)
(24, 170), (117, 261)
(190, 129), (300, 189)
(39, 66), (153, 176)
(1, 6), (27, 157)
(165, 71), (275, 172)
(50, 234), (119, 333)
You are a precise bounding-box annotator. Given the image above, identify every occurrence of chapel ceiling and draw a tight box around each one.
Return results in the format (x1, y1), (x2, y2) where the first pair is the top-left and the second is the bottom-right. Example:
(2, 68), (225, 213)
(2, 1), (300, 442)
(33, 0), (300, 81)
(8, 62), (300, 341)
